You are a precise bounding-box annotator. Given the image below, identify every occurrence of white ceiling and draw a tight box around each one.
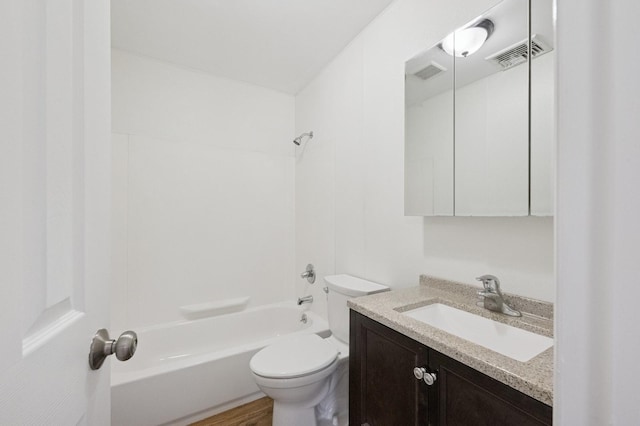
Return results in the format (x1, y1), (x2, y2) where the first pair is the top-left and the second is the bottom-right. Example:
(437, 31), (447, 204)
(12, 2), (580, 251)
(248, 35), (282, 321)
(111, 0), (395, 94)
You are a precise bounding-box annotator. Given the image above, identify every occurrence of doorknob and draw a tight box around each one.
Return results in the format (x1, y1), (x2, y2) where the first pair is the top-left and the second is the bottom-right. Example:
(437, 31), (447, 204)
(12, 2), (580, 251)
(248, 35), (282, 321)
(89, 329), (138, 370)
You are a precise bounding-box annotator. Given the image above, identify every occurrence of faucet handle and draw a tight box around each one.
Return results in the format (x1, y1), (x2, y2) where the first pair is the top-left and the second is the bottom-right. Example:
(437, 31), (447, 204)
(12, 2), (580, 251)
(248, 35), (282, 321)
(300, 264), (316, 284)
(475, 275), (501, 291)
(478, 290), (500, 300)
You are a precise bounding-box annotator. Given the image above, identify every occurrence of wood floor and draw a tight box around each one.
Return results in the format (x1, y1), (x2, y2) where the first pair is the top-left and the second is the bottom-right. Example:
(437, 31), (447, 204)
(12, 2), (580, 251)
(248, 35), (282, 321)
(190, 397), (274, 426)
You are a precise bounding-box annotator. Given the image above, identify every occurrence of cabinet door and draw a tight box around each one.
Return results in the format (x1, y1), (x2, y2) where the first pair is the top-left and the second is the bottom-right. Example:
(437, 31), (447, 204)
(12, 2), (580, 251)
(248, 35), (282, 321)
(350, 311), (429, 426)
(429, 349), (552, 425)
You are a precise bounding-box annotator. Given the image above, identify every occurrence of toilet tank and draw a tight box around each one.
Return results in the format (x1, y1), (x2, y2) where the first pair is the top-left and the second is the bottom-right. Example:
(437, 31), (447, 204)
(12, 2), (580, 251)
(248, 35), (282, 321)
(324, 274), (389, 343)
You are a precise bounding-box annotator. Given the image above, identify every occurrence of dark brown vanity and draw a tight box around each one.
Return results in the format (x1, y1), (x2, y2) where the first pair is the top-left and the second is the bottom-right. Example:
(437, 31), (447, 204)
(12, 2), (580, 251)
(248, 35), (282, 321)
(350, 311), (552, 425)
(347, 276), (554, 426)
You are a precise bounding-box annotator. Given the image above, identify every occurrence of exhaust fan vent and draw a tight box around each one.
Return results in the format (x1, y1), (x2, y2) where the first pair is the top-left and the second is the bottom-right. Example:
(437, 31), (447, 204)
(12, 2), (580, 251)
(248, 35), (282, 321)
(485, 34), (553, 70)
(413, 61), (447, 80)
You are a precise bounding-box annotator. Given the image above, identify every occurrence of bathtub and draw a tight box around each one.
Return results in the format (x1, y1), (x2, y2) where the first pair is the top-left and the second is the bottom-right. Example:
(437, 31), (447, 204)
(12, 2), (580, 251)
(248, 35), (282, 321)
(111, 302), (329, 426)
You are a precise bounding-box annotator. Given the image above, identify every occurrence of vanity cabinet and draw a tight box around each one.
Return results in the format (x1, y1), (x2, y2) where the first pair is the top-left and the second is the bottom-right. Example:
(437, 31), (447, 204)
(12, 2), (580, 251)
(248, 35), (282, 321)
(349, 311), (552, 426)
(349, 310), (429, 425)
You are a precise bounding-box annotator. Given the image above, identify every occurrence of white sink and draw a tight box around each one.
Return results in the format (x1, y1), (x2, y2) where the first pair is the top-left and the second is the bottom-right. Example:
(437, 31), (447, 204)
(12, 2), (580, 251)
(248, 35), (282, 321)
(402, 303), (553, 362)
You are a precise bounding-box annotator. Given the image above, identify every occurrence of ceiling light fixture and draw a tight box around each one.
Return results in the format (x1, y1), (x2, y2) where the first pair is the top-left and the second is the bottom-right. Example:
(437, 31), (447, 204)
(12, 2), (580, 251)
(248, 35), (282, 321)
(441, 19), (494, 58)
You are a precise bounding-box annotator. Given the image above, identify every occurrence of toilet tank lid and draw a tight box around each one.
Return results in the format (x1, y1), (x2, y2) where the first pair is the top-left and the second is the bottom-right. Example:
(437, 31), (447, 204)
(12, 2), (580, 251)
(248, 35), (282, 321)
(323, 274), (389, 297)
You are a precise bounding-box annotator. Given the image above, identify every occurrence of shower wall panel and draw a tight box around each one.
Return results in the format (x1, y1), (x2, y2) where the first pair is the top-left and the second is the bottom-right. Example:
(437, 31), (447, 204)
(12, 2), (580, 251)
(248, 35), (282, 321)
(111, 50), (295, 330)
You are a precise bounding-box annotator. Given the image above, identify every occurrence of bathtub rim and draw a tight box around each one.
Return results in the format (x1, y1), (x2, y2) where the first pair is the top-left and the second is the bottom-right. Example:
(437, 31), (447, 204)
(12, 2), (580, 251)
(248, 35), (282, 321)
(111, 301), (329, 387)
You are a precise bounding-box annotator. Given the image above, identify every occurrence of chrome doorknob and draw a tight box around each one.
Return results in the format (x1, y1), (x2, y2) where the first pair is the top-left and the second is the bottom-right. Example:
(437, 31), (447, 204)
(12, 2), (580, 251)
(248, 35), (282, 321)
(413, 367), (437, 386)
(89, 329), (138, 370)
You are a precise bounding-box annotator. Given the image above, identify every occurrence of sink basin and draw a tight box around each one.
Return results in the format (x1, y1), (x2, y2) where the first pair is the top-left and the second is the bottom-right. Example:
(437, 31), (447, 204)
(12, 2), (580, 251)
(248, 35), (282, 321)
(402, 303), (553, 362)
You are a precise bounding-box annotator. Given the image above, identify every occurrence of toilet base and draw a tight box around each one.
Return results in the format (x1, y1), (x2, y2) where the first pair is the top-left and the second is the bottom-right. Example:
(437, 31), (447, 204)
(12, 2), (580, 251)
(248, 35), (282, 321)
(273, 402), (317, 426)
(316, 356), (349, 425)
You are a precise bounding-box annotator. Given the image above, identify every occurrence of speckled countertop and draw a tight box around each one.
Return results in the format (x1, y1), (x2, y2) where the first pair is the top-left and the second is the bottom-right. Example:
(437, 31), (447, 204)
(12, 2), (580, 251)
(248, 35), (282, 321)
(347, 275), (554, 406)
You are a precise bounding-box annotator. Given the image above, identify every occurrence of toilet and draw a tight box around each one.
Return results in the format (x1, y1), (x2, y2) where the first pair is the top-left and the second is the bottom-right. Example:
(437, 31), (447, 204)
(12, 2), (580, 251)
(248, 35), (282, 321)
(249, 274), (389, 426)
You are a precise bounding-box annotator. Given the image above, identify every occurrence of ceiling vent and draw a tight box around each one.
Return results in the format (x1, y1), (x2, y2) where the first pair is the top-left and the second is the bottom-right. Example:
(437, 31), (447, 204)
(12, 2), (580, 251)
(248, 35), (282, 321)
(485, 34), (553, 70)
(413, 61), (447, 80)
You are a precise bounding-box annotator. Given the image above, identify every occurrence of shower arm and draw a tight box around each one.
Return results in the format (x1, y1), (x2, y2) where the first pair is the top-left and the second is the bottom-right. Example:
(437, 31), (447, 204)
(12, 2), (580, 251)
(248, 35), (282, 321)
(293, 131), (314, 145)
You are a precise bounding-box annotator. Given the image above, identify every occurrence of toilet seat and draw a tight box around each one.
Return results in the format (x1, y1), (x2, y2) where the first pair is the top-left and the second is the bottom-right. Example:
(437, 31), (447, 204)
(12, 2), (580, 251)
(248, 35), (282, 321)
(251, 358), (338, 390)
(250, 334), (338, 379)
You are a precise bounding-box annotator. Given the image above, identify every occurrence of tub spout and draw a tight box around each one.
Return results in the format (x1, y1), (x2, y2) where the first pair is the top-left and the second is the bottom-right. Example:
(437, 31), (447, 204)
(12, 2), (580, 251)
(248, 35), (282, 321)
(297, 295), (313, 305)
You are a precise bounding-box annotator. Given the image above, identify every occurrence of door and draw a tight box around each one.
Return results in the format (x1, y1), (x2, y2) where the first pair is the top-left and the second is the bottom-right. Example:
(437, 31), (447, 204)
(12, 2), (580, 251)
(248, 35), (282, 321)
(350, 311), (429, 426)
(428, 349), (552, 426)
(0, 0), (111, 424)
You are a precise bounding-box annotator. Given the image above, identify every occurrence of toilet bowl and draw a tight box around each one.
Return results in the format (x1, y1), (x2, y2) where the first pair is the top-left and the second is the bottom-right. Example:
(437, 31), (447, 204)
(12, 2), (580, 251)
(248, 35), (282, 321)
(249, 274), (389, 426)
(250, 334), (345, 425)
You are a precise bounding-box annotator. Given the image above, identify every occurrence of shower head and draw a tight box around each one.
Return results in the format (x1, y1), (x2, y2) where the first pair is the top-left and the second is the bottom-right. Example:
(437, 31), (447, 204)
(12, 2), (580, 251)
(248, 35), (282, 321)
(293, 131), (314, 145)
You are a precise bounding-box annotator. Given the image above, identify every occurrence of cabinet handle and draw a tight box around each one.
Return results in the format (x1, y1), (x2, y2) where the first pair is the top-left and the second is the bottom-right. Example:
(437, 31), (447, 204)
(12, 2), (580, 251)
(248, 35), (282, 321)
(413, 367), (437, 386)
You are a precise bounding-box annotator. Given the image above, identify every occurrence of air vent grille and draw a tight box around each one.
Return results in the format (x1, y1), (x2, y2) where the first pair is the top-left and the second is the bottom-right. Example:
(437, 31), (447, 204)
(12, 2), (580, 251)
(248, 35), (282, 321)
(413, 61), (447, 80)
(485, 34), (553, 70)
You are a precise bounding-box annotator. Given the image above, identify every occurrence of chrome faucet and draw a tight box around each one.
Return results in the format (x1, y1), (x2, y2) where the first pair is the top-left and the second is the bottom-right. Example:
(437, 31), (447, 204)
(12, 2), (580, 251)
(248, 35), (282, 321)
(476, 275), (521, 317)
(297, 295), (313, 306)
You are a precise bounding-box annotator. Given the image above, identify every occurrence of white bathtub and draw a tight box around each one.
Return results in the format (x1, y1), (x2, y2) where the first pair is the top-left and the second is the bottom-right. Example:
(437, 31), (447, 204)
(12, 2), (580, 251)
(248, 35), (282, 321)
(111, 302), (329, 426)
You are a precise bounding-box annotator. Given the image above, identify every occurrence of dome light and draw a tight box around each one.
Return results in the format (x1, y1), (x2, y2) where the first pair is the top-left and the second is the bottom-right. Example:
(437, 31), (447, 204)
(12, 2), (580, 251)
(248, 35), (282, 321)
(441, 20), (494, 58)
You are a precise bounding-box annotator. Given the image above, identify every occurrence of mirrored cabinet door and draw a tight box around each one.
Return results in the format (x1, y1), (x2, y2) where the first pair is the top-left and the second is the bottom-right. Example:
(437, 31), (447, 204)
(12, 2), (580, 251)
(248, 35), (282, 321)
(530, 0), (555, 216)
(405, 39), (454, 216)
(454, 0), (529, 216)
(404, 0), (555, 217)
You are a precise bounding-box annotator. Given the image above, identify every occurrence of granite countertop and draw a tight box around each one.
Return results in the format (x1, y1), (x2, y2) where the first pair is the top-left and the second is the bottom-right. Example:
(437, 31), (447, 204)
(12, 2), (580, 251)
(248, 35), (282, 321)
(347, 275), (554, 406)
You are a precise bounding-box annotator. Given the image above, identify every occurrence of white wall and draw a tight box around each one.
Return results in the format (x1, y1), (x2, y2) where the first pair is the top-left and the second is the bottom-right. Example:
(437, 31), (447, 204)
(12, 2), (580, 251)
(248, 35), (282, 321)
(295, 0), (555, 319)
(555, 0), (640, 423)
(111, 50), (295, 330)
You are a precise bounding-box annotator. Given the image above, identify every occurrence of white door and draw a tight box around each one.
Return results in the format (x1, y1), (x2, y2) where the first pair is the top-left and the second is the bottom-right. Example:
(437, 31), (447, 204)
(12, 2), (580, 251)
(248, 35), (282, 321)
(0, 0), (112, 424)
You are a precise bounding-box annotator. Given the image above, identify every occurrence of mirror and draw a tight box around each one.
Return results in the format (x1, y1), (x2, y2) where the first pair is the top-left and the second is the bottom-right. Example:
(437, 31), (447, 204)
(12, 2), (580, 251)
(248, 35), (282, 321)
(405, 30), (455, 216)
(530, 0), (555, 216)
(404, 0), (554, 216)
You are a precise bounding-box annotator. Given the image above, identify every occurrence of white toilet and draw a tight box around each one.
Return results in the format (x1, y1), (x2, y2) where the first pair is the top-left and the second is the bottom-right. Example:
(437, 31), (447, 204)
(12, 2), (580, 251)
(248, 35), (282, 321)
(249, 274), (389, 426)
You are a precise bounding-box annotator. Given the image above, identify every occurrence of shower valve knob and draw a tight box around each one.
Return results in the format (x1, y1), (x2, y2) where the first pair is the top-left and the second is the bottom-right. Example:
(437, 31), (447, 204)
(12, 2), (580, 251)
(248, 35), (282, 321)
(300, 264), (316, 284)
(89, 328), (138, 370)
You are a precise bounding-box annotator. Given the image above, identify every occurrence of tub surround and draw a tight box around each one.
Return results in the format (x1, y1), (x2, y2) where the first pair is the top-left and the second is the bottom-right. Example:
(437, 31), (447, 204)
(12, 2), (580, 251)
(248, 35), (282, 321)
(179, 297), (251, 320)
(111, 50), (296, 331)
(347, 275), (553, 405)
